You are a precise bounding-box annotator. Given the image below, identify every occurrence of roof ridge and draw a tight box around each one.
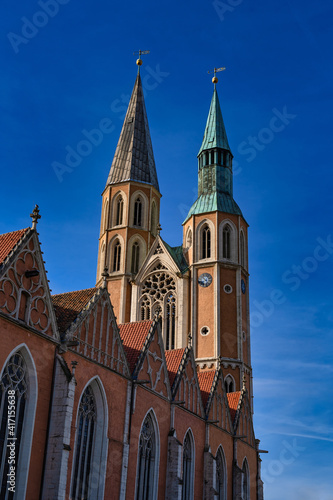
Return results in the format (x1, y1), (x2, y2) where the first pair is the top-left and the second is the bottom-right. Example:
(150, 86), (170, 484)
(51, 287), (96, 297)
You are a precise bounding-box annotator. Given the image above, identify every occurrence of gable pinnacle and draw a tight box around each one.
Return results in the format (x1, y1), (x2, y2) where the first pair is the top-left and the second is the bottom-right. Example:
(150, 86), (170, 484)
(101, 267), (109, 288)
(30, 204), (41, 229)
(242, 372), (246, 390)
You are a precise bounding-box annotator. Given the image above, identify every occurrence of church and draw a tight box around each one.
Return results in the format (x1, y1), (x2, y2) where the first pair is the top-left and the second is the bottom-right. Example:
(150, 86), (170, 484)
(0, 57), (265, 499)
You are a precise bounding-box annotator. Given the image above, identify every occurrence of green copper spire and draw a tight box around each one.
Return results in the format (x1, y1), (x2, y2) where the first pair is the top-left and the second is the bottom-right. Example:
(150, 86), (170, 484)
(198, 87), (230, 155)
(184, 85), (243, 223)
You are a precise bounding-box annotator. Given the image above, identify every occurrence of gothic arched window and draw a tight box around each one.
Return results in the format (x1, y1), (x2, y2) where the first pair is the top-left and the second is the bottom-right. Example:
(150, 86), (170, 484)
(0, 352), (28, 499)
(223, 224), (231, 260)
(134, 197), (143, 227)
(240, 232), (245, 268)
(71, 386), (96, 500)
(136, 413), (157, 500)
(116, 196), (124, 226)
(113, 240), (121, 272)
(140, 295), (151, 321)
(242, 459), (249, 500)
(224, 375), (235, 393)
(165, 294), (176, 350)
(215, 447), (226, 500)
(202, 225), (211, 259)
(182, 431), (194, 500)
(131, 242), (140, 274)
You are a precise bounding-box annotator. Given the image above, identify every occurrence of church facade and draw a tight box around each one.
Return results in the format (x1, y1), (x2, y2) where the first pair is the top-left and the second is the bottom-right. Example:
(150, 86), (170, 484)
(0, 62), (265, 499)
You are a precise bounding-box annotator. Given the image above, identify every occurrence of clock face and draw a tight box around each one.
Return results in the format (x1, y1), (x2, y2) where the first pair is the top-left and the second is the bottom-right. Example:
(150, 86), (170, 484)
(241, 279), (246, 294)
(198, 273), (212, 288)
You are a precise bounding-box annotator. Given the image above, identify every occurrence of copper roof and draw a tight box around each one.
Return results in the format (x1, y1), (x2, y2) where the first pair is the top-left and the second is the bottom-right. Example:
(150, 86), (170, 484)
(227, 391), (241, 422)
(106, 73), (159, 191)
(119, 320), (154, 373)
(51, 288), (96, 333)
(165, 348), (186, 387)
(197, 370), (216, 408)
(0, 228), (29, 264)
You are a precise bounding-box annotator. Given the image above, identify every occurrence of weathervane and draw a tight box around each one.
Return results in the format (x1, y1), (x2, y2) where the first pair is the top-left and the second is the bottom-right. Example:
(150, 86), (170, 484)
(207, 67), (226, 86)
(133, 50), (150, 71)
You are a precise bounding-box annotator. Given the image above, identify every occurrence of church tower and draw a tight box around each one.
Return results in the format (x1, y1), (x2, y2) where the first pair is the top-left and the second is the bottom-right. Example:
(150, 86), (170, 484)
(183, 74), (252, 399)
(96, 59), (161, 323)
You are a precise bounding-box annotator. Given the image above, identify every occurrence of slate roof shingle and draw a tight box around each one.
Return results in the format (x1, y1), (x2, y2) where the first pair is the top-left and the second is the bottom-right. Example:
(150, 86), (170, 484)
(0, 228), (29, 265)
(51, 288), (97, 333)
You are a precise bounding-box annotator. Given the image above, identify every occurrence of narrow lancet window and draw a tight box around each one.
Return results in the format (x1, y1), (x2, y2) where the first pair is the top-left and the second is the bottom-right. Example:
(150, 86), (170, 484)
(134, 197), (143, 227)
(131, 242), (140, 274)
(116, 196), (124, 226)
(223, 225), (231, 260)
(202, 225), (211, 259)
(182, 432), (193, 500)
(71, 386), (96, 500)
(113, 240), (121, 272)
(136, 413), (157, 500)
(165, 294), (176, 350)
(0, 352), (28, 499)
(216, 448), (226, 500)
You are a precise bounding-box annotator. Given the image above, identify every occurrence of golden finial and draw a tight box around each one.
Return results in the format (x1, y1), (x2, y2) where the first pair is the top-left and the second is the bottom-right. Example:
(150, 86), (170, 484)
(133, 50), (150, 69)
(208, 67), (226, 85)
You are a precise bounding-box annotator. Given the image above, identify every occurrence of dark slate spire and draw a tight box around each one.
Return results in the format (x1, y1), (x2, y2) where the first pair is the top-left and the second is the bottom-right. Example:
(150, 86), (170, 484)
(106, 74), (159, 191)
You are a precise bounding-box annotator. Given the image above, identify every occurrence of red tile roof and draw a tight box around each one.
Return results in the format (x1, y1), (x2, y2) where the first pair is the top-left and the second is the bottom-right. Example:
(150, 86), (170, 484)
(52, 288), (96, 333)
(197, 370), (216, 408)
(119, 320), (154, 373)
(165, 348), (186, 387)
(0, 228), (29, 264)
(227, 391), (241, 422)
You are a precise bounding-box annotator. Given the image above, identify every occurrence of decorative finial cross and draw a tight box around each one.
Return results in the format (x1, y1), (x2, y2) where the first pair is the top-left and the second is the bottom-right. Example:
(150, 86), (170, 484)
(207, 67), (226, 86)
(30, 204), (41, 230)
(101, 267), (109, 288)
(188, 332), (192, 348)
(156, 223), (162, 236)
(133, 50), (150, 70)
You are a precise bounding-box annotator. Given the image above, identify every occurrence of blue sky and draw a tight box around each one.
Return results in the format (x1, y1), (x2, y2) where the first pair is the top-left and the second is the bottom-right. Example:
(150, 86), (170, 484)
(1, 0), (333, 497)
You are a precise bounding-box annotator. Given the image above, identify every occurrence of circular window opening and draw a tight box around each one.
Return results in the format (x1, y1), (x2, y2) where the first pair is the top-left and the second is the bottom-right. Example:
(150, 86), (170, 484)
(223, 284), (233, 294)
(200, 326), (210, 336)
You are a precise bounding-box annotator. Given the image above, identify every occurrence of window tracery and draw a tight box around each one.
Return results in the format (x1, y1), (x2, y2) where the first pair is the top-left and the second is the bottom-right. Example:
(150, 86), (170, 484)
(71, 386), (96, 500)
(0, 352), (27, 499)
(140, 266), (177, 348)
(116, 196), (124, 226)
(134, 197), (143, 227)
(136, 413), (157, 500)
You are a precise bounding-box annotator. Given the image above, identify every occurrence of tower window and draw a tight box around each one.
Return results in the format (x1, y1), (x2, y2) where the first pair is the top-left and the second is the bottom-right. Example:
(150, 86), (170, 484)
(131, 242), (140, 274)
(210, 150), (214, 164)
(218, 150), (222, 165)
(202, 225), (211, 259)
(71, 386), (96, 500)
(113, 240), (121, 272)
(223, 224), (231, 259)
(205, 152), (209, 166)
(116, 196), (124, 226)
(134, 197), (143, 227)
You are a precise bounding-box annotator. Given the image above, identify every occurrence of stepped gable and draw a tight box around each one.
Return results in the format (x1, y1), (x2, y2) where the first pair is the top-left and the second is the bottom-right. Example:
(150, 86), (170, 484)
(0, 228), (30, 264)
(165, 348), (186, 388)
(52, 288), (96, 334)
(119, 320), (154, 374)
(227, 391), (241, 422)
(197, 369), (216, 410)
